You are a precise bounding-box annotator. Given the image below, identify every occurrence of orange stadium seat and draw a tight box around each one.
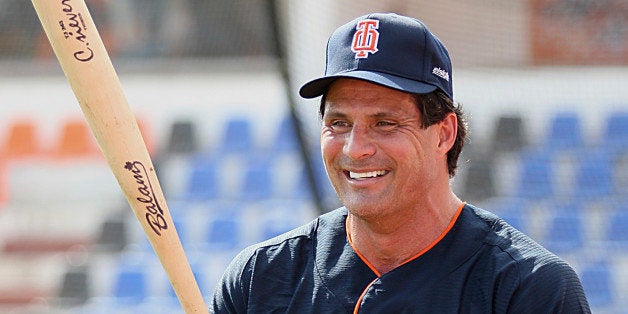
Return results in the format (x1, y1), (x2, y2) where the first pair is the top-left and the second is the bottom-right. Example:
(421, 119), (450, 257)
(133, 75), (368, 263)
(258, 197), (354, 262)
(1, 120), (42, 159)
(52, 120), (100, 159)
(0, 120), (42, 205)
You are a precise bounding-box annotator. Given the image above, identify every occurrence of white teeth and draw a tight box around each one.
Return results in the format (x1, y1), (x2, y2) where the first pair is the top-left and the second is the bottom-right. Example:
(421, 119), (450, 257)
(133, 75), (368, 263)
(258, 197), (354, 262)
(349, 170), (387, 180)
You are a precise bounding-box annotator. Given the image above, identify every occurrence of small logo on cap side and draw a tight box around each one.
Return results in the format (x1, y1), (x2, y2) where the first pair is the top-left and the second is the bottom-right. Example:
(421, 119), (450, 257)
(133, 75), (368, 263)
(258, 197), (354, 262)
(352, 19), (379, 59)
(432, 67), (450, 82)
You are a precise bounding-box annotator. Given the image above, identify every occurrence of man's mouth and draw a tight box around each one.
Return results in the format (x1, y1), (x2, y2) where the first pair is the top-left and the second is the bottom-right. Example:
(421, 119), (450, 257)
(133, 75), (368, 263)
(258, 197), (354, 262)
(347, 170), (388, 180)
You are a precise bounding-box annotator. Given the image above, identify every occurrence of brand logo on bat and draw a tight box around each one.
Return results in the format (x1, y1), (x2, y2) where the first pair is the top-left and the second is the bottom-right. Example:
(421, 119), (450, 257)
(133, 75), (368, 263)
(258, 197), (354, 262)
(124, 161), (168, 236)
(352, 19), (380, 59)
(57, 0), (94, 62)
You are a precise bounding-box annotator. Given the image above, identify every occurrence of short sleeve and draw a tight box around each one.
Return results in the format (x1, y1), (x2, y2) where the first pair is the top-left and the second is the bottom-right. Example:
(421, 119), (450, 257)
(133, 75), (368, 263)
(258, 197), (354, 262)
(506, 259), (591, 313)
(210, 248), (256, 314)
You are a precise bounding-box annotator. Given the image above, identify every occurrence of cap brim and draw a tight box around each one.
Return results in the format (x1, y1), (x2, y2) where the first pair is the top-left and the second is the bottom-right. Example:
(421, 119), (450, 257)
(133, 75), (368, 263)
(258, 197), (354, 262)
(299, 70), (438, 99)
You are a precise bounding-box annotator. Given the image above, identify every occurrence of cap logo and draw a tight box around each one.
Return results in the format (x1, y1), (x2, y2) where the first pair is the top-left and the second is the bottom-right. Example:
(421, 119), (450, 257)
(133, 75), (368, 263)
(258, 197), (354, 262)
(432, 67), (450, 82)
(351, 19), (379, 59)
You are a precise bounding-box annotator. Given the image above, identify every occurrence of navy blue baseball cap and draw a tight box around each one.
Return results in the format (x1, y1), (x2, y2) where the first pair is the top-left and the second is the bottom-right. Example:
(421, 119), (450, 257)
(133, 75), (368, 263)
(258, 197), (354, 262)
(299, 13), (453, 100)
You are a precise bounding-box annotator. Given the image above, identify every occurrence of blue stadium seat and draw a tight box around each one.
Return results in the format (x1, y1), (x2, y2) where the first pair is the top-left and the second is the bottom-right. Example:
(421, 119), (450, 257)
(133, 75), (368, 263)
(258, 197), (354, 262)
(607, 207), (628, 249)
(272, 115), (300, 152)
(579, 262), (614, 309)
(602, 111), (628, 152)
(542, 204), (584, 254)
(112, 266), (147, 303)
(239, 157), (273, 200)
(217, 117), (254, 154)
(205, 215), (242, 251)
(573, 151), (614, 199)
(516, 151), (554, 199)
(544, 111), (583, 151)
(185, 156), (221, 200)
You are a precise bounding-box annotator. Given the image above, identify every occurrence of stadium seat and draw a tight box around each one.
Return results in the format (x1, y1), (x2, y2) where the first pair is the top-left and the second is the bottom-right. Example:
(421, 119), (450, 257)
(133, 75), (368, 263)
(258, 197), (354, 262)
(239, 158), (273, 200)
(544, 111), (583, 151)
(94, 216), (128, 252)
(185, 156), (221, 200)
(490, 114), (527, 154)
(579, 262), (614, 308)
(165, 120), (199, 155)
(57, 266), (90, 306)
(112, 266), (147, 303)
(205, 215), (242, 251)
(607, 207), (628, 249)
(52, 120), (100, 158)
(216, 117), (254, 155)
(272, 115), (300, 152)
(1, 120), (41, 158)
(602, 111), (628, 152)
(516, 151), (554, 199)
(573, 150), (614, 199)
(542, 204), (584, 254)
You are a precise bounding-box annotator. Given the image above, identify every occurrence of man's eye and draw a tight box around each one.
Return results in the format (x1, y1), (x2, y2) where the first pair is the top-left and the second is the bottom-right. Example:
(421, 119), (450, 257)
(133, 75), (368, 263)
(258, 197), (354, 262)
(377, 121), (396, 127)
(330, 120), (350, 128)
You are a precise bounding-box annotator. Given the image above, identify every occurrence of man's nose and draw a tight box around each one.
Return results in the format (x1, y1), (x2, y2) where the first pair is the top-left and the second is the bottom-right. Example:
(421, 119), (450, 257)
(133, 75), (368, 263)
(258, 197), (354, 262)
(343, 125), (376, 160)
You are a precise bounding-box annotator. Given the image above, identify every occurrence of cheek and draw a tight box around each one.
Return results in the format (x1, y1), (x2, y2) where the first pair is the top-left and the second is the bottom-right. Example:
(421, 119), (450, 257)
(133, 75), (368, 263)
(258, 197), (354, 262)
(385, 134), (437, 179)
(387, 130), (428, 159)
(320, 134), (342, 164)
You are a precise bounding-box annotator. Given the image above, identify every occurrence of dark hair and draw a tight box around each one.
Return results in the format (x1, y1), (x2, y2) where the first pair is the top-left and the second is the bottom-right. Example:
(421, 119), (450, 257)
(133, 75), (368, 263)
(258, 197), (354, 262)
(319, 89), (467, 178)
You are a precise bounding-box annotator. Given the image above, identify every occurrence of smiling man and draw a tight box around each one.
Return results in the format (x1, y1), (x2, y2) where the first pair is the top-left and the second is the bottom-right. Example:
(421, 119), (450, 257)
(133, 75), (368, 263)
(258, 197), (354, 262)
(210, 13), (590, 313)
(320, 78), (463, 276)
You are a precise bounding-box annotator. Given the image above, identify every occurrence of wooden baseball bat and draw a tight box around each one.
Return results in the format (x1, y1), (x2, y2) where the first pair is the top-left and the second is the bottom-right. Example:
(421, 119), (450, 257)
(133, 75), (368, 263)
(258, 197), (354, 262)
(30, 1), (207, 312)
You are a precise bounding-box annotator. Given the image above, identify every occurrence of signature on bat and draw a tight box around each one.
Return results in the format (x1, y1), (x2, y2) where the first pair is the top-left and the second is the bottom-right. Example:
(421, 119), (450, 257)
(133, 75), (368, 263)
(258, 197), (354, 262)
(57, 0), (93, 62)
(124, 161), (168, 236)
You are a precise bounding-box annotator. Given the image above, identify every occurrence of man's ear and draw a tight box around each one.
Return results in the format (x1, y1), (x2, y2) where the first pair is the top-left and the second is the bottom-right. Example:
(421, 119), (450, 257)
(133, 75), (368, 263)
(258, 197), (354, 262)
(436, 112), (458, 155)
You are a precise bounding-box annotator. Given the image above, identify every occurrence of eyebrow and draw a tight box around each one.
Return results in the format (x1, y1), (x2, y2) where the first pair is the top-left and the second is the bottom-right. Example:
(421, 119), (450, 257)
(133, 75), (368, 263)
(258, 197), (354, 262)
(322, 110), (347, 120)
(323, 110), (400, 120)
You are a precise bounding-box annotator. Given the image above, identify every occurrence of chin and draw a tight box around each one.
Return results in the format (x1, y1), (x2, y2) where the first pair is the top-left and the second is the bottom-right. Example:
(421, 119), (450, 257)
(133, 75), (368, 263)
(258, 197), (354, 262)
(342, 198), (385, 219)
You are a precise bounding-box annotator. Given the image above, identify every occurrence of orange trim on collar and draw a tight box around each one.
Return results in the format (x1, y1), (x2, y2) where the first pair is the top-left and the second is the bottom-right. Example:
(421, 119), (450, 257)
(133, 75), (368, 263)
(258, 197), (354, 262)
(346, 202), (466, 276)
(348, 203), (466, 314)
(397, 202), (465, 268)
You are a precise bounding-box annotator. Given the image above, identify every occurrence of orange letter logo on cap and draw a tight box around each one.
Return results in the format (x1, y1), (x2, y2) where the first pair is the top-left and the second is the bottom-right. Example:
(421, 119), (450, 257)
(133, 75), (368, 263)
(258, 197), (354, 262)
(352, 19), (379, 59)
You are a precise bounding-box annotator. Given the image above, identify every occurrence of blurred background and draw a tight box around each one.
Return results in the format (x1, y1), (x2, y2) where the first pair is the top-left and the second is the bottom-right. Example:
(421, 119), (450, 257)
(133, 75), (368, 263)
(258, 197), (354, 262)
(0, 0), (626, 313)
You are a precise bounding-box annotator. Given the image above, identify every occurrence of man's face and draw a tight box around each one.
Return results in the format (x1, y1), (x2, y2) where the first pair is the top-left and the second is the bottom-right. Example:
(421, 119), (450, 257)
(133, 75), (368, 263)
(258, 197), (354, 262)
(321, 79), (444, 219)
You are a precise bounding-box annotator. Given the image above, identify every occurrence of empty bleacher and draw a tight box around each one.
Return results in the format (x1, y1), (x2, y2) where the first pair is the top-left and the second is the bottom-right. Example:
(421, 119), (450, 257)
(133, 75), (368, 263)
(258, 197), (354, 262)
(468, 110), (628, 313)
(0, 106), (627, 313)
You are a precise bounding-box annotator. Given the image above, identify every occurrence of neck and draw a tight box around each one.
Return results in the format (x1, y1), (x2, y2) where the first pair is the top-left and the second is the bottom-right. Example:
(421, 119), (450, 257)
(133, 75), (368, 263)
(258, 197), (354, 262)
(347, 196), (464, 275)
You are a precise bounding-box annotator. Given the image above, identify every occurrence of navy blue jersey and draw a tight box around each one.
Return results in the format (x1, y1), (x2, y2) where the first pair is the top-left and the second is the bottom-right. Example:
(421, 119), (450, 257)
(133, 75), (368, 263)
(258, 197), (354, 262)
(210, 204), (590, 313)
